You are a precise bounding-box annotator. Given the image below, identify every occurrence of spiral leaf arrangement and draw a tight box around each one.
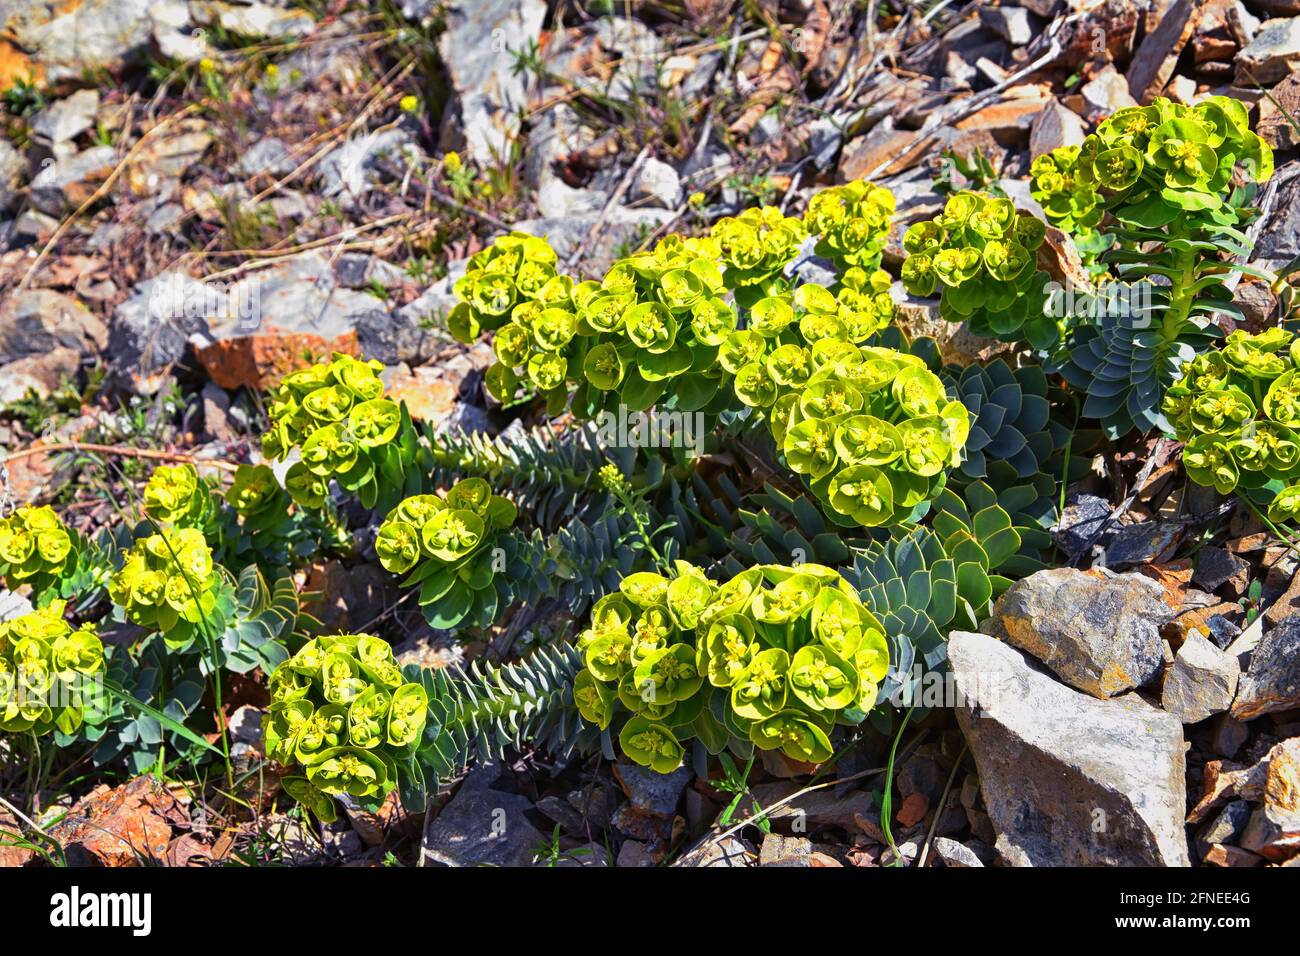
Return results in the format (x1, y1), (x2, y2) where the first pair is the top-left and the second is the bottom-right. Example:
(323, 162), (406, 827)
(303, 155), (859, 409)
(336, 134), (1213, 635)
(1053, 96), (1275, 438)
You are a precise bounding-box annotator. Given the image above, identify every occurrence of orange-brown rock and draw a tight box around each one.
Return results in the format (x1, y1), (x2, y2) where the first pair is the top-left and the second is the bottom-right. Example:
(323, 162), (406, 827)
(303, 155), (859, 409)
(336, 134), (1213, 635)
(46, 777), (189, 866)
(196, 327), (359, 391)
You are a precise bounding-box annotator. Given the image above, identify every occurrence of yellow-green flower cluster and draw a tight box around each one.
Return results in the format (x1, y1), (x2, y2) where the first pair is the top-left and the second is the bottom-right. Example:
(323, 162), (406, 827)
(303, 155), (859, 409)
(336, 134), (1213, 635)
(108, 527), (220, 650)
(143, 464), (213, 527)
(224, 464), (283, 520)
(0, 506), (76, 595)
(1075, 96), (1272, 215)
(1030, 146), (1102, 235)
(901, 190), (1052, 348)
(460, 234), (579, 406)
(1164, 328), (1300, 522)
(0, 601), (104, 736)
(261, 352), (401, 509)
(265, 632), (428, 820)
(575, 562), (889, 771)
(710, 205), (807, 292)
(723, 298), (968, 526)
(448, 231), (572, 344)
(804, 179), (895, 272)
(374, 479), (518, 630)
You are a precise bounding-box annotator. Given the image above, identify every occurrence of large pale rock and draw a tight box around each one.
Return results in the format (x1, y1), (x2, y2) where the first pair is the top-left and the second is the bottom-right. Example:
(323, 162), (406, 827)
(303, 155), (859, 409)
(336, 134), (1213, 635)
(1161, 631), (1240, 724)
(437, 0), (546, 165)
(2, 0), (156, 84)
(981, 567), (1171, 698)
(29, 89), (100, 144)
(949, 631), (1190, 866)
(1232, 616), (1300, 720)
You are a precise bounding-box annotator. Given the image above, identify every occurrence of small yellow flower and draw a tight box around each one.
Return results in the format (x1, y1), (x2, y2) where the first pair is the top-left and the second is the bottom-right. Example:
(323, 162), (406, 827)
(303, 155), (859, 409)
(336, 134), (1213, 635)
(688, 191), (705, 208)
(399, 94), (419, 114)
(264, 64), (279, 78)
(443, 150), (462, 172)
(199, 57), (217, 74)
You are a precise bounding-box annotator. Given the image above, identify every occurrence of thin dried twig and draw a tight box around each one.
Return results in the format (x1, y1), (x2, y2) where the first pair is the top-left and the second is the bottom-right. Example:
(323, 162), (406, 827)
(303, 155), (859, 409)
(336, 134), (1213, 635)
(1, 443), (241, 474)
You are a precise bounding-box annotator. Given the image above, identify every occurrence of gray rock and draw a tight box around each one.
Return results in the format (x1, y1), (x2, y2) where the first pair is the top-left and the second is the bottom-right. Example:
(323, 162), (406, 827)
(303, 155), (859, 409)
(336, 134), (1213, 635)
(1052, 492), (1112, 558)
(1232, 616), (1300, 720)
(226, 705), (264, 747)
(982, 567), (1171, 699)
(1080, 67), (1137, 122)
(632, 156), (683, 209)
(108, 272), (217, 393)
(535, 795), (586, 835)
(1236, 16), (1300, 85)
(1193, 546), (1251, 596)
(1197, 800), (1252, 860)
(1254, 164), (1300, 262)
(525, 104), (607, 218)
(0, 290), (107, 365)
(214, 252), (385, 344)
(437, 0), (546, 165)
(150, 0), (208, 62)
(421, 764), (547, 867)
(1161, 632), (1240, 724)
(1101, 520), (1181, 569)
(1029, 100), (1085, 156)
(236, 137), (295, 178)
(29, 146), (119, 216)
(30, 90), (100, 144)
(613, 759), (691, 816)
(1206, 614), (1243, 650)
(354, 308), (450, 367)
(949, 631), (1190, 866)
(318, 128), (422, 210)
(930, 837), (985, 868)
(672, 832), (757, 867)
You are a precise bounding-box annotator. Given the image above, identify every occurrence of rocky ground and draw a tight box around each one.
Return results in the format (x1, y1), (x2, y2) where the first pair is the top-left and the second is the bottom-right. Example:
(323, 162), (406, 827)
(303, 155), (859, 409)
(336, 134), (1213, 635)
(1, 0), (1299, 867)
